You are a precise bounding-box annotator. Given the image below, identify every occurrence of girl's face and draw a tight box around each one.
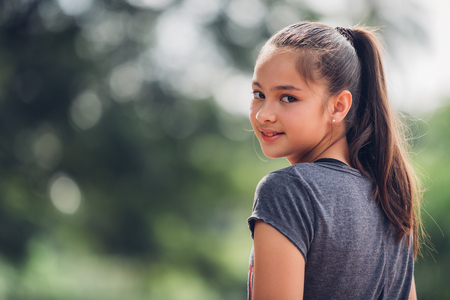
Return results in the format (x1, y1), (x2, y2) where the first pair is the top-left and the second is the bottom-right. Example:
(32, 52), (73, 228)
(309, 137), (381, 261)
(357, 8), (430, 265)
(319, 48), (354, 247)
(250, 47), (332, 165)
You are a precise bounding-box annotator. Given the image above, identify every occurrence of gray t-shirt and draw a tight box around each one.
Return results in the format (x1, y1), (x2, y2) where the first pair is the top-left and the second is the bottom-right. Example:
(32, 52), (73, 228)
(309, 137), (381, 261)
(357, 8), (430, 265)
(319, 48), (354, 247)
(247, 159), (414, 299)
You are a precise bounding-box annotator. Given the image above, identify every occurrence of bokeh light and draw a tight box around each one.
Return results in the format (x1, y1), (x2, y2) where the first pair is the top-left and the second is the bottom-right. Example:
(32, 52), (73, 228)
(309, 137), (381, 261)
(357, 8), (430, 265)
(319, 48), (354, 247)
(57, 0), (93, 16)
(109, 63), (143, 102)
(69, 90), (103, 130)
(49, 173), (82, 214)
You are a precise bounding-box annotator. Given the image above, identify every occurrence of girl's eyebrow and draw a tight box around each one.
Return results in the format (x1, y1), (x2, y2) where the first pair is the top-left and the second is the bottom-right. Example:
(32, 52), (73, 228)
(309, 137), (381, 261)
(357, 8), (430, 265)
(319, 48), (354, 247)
(252, 81), (302, 91)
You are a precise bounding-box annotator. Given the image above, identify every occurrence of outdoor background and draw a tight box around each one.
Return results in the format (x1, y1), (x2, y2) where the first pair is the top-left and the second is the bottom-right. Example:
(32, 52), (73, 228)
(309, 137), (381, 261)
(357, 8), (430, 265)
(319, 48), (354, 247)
(0, 0), (449, 299)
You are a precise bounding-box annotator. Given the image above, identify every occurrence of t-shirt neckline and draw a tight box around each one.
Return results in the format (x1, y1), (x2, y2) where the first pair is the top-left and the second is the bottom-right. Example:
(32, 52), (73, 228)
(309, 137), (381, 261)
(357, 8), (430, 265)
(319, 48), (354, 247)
(313, 158), (363, 177)
(314, 158), (347, 166)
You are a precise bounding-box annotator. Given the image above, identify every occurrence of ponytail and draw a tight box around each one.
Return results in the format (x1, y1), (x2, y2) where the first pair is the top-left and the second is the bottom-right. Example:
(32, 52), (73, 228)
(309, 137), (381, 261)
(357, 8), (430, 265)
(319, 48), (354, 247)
(267, 22), (422, 259)
(348, 27), (422, 258)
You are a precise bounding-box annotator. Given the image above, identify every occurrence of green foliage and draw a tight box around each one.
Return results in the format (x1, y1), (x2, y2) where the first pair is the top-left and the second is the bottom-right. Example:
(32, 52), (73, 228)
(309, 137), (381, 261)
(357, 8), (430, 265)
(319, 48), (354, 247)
(414, 102), (450, 299)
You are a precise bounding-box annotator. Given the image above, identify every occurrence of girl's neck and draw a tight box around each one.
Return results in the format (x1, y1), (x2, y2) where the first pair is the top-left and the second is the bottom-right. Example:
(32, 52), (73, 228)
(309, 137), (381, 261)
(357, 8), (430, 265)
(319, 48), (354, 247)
(313, 136), (351, 167)
(288, 134), (351, 167)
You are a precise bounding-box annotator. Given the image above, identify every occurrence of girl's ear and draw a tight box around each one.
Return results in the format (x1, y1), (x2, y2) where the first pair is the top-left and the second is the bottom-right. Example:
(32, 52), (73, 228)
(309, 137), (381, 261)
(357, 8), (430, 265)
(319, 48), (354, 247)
(328, 90), (352, 124)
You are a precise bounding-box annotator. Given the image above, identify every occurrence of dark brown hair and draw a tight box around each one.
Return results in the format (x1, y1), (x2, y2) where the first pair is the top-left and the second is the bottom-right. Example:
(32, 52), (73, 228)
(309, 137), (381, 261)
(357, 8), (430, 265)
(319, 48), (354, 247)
(264, 22), (422, 258)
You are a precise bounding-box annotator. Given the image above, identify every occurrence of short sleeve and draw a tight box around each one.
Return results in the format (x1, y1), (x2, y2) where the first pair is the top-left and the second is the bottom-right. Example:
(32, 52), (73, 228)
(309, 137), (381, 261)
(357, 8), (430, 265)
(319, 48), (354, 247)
(247, 170), (315, 261)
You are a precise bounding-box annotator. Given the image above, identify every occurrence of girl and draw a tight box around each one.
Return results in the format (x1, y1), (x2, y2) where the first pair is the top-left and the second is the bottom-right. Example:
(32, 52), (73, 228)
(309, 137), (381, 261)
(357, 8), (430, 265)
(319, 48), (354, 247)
(247, 22), (420, 300)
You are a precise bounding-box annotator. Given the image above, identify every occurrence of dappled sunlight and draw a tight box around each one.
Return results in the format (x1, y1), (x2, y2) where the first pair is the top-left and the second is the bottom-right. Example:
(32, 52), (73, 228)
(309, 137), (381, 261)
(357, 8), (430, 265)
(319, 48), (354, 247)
(78, 10), (127, 57)
(226, 0), (266, 28)
(109, 63), (144, 102)
(49, 174), (82, 214)
(213, 72), (253, 115)
(69, 90), (103, 130)
(14, 124), (62, 170)
(34, 131), (62, 170)
(57, 0), (93, 16)
(127, 0), (174, 10)
(182, 0), (222, 23)
(155, 8), (206, 66)
(302, 0), (349, 16)
(265, 4), (301, 34)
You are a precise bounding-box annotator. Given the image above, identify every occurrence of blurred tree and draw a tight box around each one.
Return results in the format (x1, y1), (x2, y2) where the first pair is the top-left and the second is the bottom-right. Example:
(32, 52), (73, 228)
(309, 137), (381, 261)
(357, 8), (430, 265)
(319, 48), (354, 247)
(0, 1), (270, 297)
(413, 102), (450, 299)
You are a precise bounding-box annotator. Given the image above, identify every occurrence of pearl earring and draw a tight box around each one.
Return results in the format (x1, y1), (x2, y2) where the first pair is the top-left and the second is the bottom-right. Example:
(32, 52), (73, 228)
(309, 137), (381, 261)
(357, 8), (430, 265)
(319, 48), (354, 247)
(332, 119), (336, 123)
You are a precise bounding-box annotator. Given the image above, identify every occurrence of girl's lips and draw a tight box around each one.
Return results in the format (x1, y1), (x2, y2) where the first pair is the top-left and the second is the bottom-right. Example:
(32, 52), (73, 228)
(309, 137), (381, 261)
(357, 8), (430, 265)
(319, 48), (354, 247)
(260, 130), (284, 142)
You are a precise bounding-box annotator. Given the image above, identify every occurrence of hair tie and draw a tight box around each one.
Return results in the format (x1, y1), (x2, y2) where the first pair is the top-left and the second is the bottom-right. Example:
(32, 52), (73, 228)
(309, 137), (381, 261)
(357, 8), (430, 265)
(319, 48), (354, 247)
(336, 27), (355, 47)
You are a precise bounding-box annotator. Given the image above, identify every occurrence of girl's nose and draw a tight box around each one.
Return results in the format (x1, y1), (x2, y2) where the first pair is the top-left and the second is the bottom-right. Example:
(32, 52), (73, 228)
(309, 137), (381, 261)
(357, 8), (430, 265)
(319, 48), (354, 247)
(256, 101), (277, 123)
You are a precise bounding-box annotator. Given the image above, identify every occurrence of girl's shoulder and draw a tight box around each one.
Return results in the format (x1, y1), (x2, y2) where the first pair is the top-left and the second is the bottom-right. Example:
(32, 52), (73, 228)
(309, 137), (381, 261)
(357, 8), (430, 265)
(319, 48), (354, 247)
(256, 159), (369, 197)
(269, 159), (363, 181)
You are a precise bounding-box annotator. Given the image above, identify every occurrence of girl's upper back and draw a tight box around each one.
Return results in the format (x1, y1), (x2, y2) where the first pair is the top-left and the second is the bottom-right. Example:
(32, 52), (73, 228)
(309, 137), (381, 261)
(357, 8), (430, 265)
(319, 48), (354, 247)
(248, 159), (414, 299)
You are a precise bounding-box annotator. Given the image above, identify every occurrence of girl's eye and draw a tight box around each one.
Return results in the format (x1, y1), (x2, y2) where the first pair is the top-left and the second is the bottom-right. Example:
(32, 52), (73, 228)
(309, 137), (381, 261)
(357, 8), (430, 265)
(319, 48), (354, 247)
(280, 95), (297, 103)
(252, 91), (265, 99)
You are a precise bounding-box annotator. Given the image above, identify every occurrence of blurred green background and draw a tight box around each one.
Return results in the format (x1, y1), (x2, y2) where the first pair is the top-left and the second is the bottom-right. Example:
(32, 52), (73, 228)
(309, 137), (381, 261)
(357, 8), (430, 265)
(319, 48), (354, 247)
(0, 0), (449, 299)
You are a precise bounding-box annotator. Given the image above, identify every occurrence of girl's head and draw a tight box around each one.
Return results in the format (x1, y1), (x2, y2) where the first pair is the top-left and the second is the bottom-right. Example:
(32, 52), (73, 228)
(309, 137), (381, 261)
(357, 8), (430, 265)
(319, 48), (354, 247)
(251, 21), (423, 259)
(250, 46), (350, 164)
(254, 22), (387, 143)
(264, 22), (360, 110)
(251, 22), (361, 163)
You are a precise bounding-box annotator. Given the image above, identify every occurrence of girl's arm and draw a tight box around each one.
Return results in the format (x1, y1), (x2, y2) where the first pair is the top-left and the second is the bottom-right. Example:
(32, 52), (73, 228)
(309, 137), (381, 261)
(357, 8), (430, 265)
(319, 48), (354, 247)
(253, 220), (305, 300)
(409, 277), (417, 300)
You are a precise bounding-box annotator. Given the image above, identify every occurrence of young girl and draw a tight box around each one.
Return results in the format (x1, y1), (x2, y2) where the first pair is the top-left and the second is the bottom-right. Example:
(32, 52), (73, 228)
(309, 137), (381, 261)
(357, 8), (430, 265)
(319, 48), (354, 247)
(247, 22), (420, 300)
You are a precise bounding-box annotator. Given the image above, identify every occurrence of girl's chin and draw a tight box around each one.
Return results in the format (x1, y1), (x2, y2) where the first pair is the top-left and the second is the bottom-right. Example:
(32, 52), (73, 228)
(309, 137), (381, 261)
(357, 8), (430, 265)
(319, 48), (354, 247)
(261, 150), (303, 164)
(260, 150), (286, 160)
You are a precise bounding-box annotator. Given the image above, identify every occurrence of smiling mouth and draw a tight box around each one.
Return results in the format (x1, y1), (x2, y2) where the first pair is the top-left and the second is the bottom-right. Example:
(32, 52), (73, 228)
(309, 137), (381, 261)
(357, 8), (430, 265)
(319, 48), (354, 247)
(261, 132), (284, 136)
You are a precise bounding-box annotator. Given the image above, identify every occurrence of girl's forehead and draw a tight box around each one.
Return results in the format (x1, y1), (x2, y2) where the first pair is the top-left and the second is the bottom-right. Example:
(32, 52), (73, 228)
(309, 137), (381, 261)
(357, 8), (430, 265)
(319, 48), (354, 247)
(254, 47), (304, 80)
(256, 46), (297, 66)
(254, 49), (300, 79)
(253, 46), (327, 97)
